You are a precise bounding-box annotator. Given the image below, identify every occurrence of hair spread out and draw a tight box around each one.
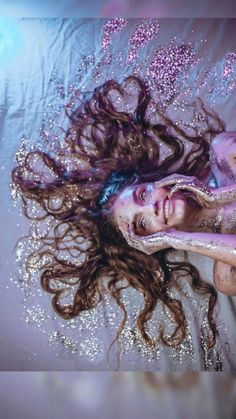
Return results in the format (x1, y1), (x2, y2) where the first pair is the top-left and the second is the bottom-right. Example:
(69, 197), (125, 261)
(12, 76), (225, 358)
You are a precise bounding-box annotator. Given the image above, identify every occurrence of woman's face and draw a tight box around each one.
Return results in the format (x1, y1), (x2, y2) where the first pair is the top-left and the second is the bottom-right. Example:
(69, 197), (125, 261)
(112, 181), (194, 237)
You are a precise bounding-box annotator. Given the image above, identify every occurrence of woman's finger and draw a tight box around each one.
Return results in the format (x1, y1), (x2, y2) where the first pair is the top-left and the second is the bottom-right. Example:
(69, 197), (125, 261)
(168, 183), (190, 198)
(154, 174), (192, 189)
(168, 182), (214, 208)
(122, 226), (142, 247)
(169, 180), (208, 196)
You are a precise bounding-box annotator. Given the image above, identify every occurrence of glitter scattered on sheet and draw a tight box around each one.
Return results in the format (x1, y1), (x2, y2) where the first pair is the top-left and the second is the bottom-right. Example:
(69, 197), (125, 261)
(79, 338), (104, 363)
(128, 19), (160, 63)
(9, 20), (235, 370)
(48, 331), (78, 354)
(146, 41), (198, 105)
(24, 305), (48, 328)
(102, 18), (128, 50)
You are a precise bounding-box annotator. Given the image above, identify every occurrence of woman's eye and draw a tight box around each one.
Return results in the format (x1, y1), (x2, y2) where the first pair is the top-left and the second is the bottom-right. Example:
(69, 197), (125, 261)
(139, 217), (146, 230)
(140, 189), (146, 201)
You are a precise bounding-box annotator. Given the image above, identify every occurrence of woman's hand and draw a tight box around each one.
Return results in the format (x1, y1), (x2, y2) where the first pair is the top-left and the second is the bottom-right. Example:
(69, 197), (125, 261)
(213, 183), (236, 206)
(155, 173), (236, 207)
(168, 176), (216, 208)
(121, 225), (176, 255)
(154, 173), (217, 208)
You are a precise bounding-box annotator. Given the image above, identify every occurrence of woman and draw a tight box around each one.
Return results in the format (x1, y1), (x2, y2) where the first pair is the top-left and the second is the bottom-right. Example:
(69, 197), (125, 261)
(11, 75), (234, 353)
(112, 146), (236, 296)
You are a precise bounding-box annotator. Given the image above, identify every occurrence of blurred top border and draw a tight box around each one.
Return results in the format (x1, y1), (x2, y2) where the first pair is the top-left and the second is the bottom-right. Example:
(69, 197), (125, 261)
(0, 0), (236, 18)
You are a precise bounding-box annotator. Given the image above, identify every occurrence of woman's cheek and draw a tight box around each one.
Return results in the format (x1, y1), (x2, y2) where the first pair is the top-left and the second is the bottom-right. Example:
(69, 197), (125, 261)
(150, 219), (166, 234)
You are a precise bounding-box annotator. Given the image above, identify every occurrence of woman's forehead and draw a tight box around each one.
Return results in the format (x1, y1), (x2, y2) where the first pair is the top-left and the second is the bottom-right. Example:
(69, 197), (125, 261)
(112, 187), (132, 211)
(117, 184), (135, 199)
(112, 186), (134, 224)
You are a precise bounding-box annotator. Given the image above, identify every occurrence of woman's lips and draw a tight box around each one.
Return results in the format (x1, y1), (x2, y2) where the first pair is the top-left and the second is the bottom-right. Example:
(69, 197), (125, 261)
(161, 197), (168, 223)
(162, 196), (174, 224)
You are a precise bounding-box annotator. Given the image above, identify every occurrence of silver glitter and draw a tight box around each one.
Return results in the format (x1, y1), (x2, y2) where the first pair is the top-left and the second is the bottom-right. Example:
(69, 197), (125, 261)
(200, 318), (223, 371)
(48, 331), (78, 354)
(120, 326), (161, 362)
(24, 306), (48, 328)
(79, 337), (103, 363)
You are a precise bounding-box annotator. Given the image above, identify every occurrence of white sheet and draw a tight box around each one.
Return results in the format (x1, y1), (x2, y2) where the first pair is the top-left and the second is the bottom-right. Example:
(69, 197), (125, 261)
(1, 18), (236, 370)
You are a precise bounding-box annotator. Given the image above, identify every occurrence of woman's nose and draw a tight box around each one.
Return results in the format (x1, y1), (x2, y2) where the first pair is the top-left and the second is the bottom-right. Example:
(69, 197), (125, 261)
(153, 201), (160, 216)
(144, 201), (159, 217)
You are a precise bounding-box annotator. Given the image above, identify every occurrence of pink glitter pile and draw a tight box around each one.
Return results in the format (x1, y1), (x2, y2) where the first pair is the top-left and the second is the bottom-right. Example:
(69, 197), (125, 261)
(127, 19), (160, 63)
(146, 43), (196, 103)
(102, 18), (128, 50)
(223, 51), (236, 79)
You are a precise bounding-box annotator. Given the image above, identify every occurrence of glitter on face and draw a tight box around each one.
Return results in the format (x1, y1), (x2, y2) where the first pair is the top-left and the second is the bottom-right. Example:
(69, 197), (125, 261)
(102, 18), (128, 50)
(127, 19), (160, 63)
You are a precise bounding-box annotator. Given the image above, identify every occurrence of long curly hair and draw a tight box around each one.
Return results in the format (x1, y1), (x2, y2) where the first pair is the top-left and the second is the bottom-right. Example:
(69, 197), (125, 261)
(12, 76), (225, 356)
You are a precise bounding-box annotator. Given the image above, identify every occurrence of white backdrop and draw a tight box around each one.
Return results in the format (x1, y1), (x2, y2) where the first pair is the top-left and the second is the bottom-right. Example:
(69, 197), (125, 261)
(0, 18), (236, 370)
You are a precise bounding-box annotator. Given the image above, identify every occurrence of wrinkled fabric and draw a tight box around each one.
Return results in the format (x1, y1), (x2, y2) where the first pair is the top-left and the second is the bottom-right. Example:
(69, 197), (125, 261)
(0, 18), (236, 370)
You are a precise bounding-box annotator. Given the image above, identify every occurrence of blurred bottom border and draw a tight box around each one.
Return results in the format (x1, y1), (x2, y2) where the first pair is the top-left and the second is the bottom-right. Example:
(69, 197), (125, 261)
(0, 372), (235, 419)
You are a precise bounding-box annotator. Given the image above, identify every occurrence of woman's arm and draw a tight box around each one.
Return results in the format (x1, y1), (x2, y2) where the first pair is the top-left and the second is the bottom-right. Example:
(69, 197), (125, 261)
(168, 230), (236, 267)
(122, 226), (236, 267)
(168, 177), (236, 207)
(213, 260), (236, 296)
(214, 183), (236, 205)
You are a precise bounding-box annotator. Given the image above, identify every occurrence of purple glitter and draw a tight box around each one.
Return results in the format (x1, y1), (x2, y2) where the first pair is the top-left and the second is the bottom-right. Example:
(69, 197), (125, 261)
(127, 19), (160, 63)
(102, 18), (128, 50)
(205, 50), (236, 105)
(76, 54), (95, 83)
(146, 43), (196, 102)
(223, 51), (236, 79)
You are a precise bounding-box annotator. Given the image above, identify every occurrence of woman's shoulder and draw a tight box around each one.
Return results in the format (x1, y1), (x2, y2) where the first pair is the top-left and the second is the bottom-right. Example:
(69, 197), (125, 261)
(209, 131), (236, 187)
(210, 131), (236, 151)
